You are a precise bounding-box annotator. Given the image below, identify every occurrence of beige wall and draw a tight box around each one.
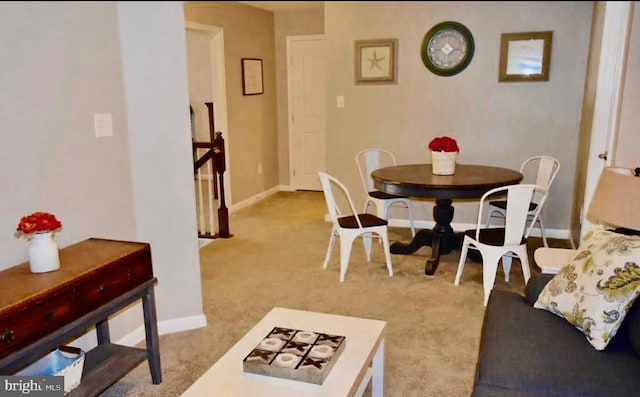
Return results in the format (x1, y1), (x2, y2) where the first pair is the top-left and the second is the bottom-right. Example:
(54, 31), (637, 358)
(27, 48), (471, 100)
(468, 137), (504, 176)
(118, 3), (204, 329)
(186, 29), (215, 142)
(184, 2), (279, 204)
(274, 8), (325, 185)
(325, 1), (593, 231)
(0, 3), (136, 266)
(616, 3), (640, 167)
(0, 2), (203, 344)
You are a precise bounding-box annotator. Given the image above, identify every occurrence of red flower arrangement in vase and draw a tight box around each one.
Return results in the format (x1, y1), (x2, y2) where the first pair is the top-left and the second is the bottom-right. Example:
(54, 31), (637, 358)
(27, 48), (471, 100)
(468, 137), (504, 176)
(16, 211), (63, 238)
(15, 211), (63, 273)
(428, 136), (459, 175)
(428, 136), (459, 153)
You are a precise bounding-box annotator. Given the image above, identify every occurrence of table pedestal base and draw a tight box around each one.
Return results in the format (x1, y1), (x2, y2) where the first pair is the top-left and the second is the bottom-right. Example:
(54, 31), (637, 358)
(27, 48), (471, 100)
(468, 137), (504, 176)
(390, 229), (464, 275)
(390, 198), (481, 275)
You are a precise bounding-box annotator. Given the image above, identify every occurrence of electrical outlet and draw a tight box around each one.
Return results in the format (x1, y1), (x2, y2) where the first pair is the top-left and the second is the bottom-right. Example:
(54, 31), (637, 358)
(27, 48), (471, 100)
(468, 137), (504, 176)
(258, 163), (263, 174)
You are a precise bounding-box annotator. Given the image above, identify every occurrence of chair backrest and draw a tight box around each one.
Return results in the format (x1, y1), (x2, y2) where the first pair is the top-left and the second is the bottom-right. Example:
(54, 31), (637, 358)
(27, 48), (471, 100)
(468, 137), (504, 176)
(477, 184), (548, 245)
(318, 172), (363, 229)
(519, 156), (560, 205)
(355, 149), (397, 194)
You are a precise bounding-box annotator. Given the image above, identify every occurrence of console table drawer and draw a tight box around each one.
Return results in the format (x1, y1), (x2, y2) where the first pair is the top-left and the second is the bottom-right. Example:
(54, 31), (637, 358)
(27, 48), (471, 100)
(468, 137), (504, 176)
(75, 256), (153, 313)
(0, 291), (75, 357)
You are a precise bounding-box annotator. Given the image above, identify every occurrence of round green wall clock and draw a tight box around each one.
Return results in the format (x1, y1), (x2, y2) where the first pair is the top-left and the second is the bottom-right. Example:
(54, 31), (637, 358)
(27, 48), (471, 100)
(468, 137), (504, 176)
(421, 21), (475, 76)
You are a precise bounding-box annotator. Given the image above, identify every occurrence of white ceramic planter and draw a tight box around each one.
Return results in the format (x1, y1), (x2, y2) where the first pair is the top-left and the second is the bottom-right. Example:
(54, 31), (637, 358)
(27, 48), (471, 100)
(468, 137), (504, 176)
(431, 151), (458, 175)
(29, 232), (61, 273)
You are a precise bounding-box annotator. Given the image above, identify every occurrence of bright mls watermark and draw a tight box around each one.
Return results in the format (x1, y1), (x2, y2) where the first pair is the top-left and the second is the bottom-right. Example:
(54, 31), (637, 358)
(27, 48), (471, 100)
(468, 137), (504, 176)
(0, 377), (63, 396)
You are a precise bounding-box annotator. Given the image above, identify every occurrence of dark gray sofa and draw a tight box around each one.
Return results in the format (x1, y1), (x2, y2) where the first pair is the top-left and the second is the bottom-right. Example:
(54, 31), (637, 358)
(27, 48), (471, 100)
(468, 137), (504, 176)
(472, 273), (640, 397)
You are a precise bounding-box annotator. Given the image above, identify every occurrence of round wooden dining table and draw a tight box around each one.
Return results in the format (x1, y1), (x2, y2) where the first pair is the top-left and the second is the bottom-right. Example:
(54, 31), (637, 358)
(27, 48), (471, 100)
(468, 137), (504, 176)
(371, 163), (523, 275)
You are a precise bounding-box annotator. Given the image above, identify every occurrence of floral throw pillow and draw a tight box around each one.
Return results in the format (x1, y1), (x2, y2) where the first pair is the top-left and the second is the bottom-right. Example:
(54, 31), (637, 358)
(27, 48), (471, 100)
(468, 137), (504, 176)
(534, 226), (640, 350)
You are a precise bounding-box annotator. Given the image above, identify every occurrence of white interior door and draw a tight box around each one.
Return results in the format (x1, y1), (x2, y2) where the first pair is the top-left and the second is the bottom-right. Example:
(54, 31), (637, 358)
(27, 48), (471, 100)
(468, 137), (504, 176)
(288, 35), (326, 191)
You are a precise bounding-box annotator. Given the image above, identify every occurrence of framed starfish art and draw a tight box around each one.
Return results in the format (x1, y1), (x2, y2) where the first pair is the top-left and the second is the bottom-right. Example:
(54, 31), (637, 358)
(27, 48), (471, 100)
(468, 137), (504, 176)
(355, 38), (397, 84)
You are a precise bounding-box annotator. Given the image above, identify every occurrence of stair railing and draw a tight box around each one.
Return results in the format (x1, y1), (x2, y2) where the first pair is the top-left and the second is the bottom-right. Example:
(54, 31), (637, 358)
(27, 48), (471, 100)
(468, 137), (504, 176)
(192, 102), (231, 239)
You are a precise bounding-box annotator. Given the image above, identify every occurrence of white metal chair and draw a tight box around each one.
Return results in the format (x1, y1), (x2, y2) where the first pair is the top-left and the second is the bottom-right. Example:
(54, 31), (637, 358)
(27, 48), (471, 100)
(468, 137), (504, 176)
(456, 184), (547, 306)
(318, 172), (393, 282)
(355, 149), (416, 237)
(486, 156), (559, 248)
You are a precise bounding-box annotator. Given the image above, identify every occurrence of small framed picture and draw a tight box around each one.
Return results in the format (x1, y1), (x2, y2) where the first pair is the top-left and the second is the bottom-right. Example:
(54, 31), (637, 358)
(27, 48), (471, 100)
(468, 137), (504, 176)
(355, 39), (397, 84)
(499, 31), (552, 82)
(241, 58), (264, 95)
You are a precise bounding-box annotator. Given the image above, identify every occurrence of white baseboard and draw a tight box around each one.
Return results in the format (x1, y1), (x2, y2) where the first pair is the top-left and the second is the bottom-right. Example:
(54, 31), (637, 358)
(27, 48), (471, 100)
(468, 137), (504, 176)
(387, 218), (571, 240)
(229, 186), (280, 213)
(198, 238), (215, 248)
(279, 184), (296, 192)
(158, 314), (207, 335)
(228, 184), (310, 212)
(229, 184), (318, 212)
(115, 314), (208, 347)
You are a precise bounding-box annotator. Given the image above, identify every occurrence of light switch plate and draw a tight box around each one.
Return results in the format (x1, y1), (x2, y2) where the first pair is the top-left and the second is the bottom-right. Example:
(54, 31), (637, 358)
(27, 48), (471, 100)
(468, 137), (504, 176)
(94, 113), (113, 138)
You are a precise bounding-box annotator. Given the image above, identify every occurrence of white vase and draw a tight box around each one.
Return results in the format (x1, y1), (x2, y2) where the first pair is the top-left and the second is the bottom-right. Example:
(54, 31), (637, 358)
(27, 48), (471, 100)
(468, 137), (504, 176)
(29, 232), (60, 273)
(431, 151), (458, 175)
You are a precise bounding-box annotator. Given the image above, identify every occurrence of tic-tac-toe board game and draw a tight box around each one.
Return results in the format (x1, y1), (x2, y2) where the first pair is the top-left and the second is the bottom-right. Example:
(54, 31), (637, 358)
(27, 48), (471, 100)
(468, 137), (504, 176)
(242, 327), (346, 385)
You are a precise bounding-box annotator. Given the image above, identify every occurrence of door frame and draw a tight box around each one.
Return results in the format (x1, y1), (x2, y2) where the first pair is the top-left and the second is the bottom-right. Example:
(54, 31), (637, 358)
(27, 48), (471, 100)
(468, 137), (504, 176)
(287, 34), (326, 191)
(580, 2), (633, 241)
(185, 22), (233, 206)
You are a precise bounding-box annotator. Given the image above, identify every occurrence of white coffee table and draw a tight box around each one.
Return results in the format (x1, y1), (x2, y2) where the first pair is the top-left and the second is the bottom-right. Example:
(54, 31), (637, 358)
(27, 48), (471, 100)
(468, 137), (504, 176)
(180, 307), (386, 397)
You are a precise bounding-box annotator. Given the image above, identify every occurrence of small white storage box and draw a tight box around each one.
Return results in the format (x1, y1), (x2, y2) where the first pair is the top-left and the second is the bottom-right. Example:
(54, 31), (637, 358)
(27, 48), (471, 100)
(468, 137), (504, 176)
(15, 346), (85, 395)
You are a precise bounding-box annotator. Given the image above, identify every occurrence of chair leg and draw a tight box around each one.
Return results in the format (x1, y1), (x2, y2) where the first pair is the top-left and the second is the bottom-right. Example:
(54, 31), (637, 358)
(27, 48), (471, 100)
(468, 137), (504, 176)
(481, 250), (503, 307)
(406, 200), (416, 237)
(379, 228), (393, 277)
(502, 253), (512, 282)
(322, 229), (337, 270)
(513, 245), (531, 284)
(369, 201), (384, 246)
(538, 217), (549, 248)
(339, 233), (356, 282)
(454, 237), (471, 285)
(377, 200), (387, 220)
(387, 200), (416, 238)
(364, 199), (375, 215)
(363, 232), (373, 261)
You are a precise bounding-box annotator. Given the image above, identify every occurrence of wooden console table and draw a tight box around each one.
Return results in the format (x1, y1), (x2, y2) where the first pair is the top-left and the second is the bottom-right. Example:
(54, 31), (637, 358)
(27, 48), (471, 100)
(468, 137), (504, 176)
(0, 238), (162, 396)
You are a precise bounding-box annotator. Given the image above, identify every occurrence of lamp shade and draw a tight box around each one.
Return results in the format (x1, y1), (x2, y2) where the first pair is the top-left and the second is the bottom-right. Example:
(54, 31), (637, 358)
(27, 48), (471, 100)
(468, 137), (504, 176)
(586, 167), (640, 231)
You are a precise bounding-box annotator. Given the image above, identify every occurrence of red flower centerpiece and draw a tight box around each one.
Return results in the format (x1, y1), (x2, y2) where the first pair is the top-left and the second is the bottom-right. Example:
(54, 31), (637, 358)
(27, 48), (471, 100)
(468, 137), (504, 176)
(16, 211), (63, 237)
(428, 136), (459, 175)
(428, 136), (459, 153)
(16, 211), (62, 273)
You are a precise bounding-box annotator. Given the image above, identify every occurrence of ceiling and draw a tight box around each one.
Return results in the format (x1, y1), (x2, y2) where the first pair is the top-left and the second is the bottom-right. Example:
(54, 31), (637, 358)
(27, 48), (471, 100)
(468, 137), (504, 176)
(238, 1), (324, 12)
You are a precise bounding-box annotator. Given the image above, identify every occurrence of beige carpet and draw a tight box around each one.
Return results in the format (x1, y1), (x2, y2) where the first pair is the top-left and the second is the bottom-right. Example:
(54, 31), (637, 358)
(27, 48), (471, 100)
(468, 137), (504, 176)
(101, 190), (569, 396)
